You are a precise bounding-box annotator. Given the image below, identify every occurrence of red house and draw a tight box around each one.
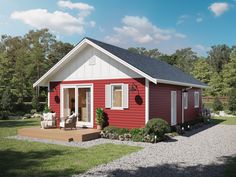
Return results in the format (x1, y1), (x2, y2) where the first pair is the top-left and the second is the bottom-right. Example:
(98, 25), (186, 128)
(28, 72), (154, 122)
(34, 37), (207, 129)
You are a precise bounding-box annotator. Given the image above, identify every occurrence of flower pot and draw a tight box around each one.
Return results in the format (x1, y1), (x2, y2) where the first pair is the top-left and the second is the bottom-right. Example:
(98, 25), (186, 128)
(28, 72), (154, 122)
(97, 124), (102, 130)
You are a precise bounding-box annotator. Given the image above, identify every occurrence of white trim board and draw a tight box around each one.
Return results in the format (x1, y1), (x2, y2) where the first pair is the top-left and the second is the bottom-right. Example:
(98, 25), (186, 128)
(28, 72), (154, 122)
(145, 79), (149, 124)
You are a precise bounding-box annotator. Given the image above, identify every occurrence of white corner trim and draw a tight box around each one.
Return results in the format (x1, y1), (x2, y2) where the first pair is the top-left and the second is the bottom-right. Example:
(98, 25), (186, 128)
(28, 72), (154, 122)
(182, 93), (184, 124)
(156, 78), (207, 89)
(47, 82), (50, 107)
(145, 79), (149, 124)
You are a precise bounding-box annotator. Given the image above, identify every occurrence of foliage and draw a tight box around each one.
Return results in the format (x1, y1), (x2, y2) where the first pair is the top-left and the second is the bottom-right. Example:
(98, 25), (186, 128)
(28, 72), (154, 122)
(43, 105), (51, 113)
(222, 49), (236, 94)
(95, 108), (104, 126)
(102, 126), (129, 135)
(130, 128), (145, 142)
(31, 89), (39, 111)
(0, 29), (73, 115)
(208, 44), (231, 73)
(212, 97), (223, 111)
(145, 118), (171, 139)
(228, 88), (236, 113)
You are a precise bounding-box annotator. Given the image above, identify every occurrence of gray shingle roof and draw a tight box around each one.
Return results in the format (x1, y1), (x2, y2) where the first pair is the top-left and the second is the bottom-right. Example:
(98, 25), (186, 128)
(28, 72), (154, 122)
(86, 37), (207, 87)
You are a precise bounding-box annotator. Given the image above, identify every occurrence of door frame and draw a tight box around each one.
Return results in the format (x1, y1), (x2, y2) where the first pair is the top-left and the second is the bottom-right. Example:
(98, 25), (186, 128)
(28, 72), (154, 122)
(60, 83), (94, 128)
(171, 91), (177, 126)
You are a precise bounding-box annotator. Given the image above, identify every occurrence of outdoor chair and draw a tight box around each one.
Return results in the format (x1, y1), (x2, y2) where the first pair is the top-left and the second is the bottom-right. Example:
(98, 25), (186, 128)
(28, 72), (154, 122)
(41, 113), (56, 129)
(60, 113), (77, 130)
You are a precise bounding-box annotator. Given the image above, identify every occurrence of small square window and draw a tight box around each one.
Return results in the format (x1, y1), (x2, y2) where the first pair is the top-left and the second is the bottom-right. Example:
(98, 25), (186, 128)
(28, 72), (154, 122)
(89, 56), (96, 65)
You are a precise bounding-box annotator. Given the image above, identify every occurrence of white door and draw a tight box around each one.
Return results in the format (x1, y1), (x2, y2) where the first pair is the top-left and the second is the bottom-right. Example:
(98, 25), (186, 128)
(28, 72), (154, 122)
(171, 91), (177, 126)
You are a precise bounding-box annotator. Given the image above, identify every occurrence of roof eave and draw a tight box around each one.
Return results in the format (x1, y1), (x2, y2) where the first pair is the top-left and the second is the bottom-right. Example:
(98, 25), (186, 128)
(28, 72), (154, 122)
(155, 78), (208, 88)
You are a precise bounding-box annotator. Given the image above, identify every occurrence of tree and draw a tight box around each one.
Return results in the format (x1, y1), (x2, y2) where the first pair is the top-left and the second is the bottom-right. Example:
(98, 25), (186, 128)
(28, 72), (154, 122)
(191, 57), (213, 84)
(0, 87), (12, 118)
(47, 41), (74, 69)
(208, 44), (231, 73)
(222, 49), (236, 94)
(171, 48), (197, 74)
(228, 88), (236, 113)
(208, 72), (224, 96)
(212, 97), (223, 111)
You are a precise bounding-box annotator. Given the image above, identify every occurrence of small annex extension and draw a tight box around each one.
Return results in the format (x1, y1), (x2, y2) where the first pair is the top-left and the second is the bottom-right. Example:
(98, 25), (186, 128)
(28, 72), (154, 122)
(33, 37), (207, 129)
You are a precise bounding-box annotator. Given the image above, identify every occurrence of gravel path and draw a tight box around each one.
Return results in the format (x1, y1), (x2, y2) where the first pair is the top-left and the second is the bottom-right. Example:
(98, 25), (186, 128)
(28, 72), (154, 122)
(75, 124), (236, 177)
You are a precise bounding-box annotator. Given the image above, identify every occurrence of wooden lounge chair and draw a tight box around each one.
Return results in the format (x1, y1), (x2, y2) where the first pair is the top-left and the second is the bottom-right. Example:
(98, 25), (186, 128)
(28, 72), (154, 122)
(60, 114), (77, 130)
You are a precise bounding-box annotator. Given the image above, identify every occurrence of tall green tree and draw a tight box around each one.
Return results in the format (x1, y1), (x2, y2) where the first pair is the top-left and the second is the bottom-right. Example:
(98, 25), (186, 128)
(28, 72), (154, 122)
(208, 44), (231, 73)
(128, 47), (161, 59)
(222, 49), (236, 94)
(171, 48), (197, 74)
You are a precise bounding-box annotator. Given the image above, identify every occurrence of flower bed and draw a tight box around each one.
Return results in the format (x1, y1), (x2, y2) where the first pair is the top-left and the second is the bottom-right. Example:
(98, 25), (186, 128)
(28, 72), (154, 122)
(101, 118), (171, 143)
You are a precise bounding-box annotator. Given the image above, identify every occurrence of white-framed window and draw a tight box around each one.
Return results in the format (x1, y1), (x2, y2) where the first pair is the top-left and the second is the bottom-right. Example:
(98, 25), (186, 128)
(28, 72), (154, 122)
(183, 92), (188, 109)
(194, 91), (200, 108)
(105, 84), (129, 109)
(112, 85), (123, 108)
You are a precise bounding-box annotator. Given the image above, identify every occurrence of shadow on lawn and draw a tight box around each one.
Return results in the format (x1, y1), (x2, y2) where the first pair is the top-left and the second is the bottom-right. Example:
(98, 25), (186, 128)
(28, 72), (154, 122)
(0, 149), (79, 177)
(0, 120), (39, 128)
(90, 156), (233, 177)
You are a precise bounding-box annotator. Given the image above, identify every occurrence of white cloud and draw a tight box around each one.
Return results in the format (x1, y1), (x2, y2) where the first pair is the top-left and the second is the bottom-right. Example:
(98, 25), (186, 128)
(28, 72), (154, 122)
(193, 44), (211, 55)
(58, 0), (94, 11)
(176, 15), (189, 25)
(10, 0), (95, 35)
(208, 2), (230, 16)
(105, 16), (186, 45)
(196, 17), (203, 22)
(11, 9), (86, 34)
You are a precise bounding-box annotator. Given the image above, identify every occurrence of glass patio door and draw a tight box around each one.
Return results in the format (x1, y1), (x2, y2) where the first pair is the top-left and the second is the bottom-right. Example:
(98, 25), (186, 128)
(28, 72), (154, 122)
(61, 85), (93, 127)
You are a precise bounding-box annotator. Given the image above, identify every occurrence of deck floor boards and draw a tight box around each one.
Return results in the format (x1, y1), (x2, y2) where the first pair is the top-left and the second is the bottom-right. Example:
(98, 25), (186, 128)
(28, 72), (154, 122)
(18, 127), (101, 142)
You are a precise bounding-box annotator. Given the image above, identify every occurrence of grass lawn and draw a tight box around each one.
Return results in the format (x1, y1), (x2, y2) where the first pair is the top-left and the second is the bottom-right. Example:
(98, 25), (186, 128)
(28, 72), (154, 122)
(210, 116), (236, 125)
(0, 119), (142, 177)
(223, 156), (236, 177)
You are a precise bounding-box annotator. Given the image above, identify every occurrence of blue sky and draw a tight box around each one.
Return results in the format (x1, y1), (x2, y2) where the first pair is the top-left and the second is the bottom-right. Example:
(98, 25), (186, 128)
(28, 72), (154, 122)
(0, 0), (235, 56)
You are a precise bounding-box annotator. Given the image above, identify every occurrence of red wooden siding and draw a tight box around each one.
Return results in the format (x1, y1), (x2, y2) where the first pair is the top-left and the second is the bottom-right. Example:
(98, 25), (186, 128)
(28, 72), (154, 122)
(149, 83), (202, 124)
(49, 78), (146, 129)
(49, 81), (61, 127)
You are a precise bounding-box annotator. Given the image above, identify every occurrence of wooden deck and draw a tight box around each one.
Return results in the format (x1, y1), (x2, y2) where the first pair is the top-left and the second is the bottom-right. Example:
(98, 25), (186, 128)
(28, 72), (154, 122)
(18, 127), (101, 142)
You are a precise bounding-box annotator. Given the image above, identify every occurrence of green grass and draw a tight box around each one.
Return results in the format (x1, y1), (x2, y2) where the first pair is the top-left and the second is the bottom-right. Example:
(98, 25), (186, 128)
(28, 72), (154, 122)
(210, 116), (236, 125)
(0, 119), (142, 177)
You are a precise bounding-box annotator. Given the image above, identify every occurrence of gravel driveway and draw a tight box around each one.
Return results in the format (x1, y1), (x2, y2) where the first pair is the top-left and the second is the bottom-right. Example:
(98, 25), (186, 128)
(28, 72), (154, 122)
(76, 124), (236, 177)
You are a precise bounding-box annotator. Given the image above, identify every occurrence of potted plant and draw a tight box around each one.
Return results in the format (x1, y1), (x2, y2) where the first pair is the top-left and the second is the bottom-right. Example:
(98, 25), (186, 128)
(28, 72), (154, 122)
(96, 108), (104, 130)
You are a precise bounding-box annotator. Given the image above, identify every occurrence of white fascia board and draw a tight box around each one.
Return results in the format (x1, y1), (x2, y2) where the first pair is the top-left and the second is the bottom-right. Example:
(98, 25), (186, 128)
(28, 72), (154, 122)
(156, 78), (208, 88)
(33, 39), (88, 87)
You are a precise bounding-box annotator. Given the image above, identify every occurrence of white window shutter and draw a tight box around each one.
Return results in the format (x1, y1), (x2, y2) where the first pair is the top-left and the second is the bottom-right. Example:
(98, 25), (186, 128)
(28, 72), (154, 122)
(122, 84), (129, 109)
(105, 84), (111, 108)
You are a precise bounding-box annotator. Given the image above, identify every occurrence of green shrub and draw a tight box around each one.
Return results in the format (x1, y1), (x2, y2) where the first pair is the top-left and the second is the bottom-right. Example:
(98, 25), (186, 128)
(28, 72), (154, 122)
(96, 108), (104, 126)
(103, 126), (129, 135)
(130, 128), (142, 136)
(228, 88), (236, 113)
(145, 118), (171, 139)
(212, 97), (223, 111)
(132, 134), (144, 142)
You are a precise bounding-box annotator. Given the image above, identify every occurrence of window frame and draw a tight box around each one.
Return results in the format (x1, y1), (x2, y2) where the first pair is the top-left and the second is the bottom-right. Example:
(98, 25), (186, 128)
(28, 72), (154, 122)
(194, 91), (200, 108)
(111, 84), (123, 110)
(183, 92), (188, 109)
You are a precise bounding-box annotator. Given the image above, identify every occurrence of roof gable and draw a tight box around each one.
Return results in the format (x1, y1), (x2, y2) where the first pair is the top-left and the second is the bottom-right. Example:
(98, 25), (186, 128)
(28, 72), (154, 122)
(33, 37), (207, 88)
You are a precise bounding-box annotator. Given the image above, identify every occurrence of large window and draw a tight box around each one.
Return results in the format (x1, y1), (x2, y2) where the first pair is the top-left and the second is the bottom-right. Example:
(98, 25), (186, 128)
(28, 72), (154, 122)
(183, 92), (188, 109)
(112, 85), (122, 108)
(194, 92), (200, 108)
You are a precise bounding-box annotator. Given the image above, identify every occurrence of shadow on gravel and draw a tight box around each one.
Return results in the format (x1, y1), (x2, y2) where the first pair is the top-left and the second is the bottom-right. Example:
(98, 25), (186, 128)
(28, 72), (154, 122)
(100, 156), (233, 177)
(181, 120), (224, 137)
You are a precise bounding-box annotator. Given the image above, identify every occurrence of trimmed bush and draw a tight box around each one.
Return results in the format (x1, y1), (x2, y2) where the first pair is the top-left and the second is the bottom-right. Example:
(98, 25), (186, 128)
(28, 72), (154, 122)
(145, 118), (171, 139)
(212, 97), (223, 111)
